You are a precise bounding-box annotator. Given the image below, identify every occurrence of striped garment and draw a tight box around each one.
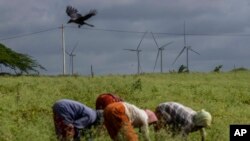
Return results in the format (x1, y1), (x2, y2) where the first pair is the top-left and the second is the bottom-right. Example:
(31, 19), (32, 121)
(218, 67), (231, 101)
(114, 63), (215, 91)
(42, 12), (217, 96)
(155, 102), (207, 141)
(155, 102), (197, 132)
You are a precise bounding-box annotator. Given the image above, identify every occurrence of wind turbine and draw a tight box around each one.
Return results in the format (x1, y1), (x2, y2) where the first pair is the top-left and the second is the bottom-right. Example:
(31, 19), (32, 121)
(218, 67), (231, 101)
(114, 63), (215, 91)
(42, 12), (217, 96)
(124, 32), (147, 75)
(172, 22), (200, 71)
(66, 42), (78, 75)
(151, 32), (173, 73)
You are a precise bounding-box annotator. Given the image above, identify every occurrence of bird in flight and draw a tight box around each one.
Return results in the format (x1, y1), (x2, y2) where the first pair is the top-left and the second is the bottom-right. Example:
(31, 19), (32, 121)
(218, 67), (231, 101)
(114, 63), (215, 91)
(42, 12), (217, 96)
(66, 6), (97, 28)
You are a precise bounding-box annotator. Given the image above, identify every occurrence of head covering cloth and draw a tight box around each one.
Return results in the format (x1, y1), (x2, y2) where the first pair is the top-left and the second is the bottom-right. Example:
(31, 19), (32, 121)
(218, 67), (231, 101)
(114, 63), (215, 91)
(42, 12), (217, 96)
(193, 109), (212, 127)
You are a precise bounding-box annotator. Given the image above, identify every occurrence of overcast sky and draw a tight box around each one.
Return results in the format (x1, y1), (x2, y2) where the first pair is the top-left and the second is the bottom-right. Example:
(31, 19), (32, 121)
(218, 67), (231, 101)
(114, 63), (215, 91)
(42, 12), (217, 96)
(1, 0), (250, 75)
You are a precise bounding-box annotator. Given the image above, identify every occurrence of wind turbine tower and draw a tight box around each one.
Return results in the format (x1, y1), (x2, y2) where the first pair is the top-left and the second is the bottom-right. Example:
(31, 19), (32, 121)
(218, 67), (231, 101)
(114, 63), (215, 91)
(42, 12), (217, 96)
(61, 24), (66, 75)
(124, 32), (147, 75)
(66, 42), (78, 75)
(173, 22), (200, 71)
(151, 32), (173, 73)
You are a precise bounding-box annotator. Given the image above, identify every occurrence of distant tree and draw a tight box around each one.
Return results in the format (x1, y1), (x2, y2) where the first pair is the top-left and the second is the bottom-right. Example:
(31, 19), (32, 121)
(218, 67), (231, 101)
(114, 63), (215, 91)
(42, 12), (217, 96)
(178, 65), (188, 73)
(213, 65), (223, 72)
(0, 43), (46, 75)
(231, 67), (248, 72)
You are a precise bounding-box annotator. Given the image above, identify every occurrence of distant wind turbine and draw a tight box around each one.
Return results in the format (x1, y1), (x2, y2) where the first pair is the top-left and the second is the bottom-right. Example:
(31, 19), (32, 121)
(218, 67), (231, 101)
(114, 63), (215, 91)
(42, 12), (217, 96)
(124, 32), (147, 75)
(66, 42), (78, 75)
(151, 32), (173, 73)
(172, 22), (200, 71)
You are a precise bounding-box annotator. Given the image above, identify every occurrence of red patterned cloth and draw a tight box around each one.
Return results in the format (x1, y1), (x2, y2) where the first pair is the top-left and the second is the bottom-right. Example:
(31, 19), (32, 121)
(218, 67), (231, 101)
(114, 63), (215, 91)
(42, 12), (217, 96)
(95, 93), (123, 110)
(53, 112), (77, 141)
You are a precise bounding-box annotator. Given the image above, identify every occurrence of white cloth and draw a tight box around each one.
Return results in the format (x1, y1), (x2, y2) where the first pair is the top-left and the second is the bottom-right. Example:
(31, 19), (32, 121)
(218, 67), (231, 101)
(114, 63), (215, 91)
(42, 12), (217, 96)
(123, 102), (150, 141)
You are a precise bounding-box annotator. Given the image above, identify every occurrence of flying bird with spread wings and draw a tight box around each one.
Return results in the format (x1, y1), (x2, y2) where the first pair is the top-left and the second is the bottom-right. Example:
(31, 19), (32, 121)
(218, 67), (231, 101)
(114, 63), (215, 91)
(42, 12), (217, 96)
(66, 6), (97, 28)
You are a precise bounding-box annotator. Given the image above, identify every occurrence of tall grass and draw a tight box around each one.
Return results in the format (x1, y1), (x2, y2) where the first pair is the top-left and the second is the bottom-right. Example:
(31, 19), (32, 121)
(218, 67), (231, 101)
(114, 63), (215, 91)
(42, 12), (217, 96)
(0, 71), (250, 141)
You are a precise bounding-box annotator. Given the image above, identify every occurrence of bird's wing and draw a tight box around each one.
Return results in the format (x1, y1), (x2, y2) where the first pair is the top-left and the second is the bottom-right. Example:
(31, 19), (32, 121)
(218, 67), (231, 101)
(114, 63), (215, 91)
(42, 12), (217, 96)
(66, 6), (82, 19)
(80, 9), (97, 21)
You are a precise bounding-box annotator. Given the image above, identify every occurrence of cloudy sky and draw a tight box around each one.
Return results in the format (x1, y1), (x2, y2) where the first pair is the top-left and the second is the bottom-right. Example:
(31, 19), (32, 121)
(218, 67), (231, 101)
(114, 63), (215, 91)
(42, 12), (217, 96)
(1, 0), (250, 75)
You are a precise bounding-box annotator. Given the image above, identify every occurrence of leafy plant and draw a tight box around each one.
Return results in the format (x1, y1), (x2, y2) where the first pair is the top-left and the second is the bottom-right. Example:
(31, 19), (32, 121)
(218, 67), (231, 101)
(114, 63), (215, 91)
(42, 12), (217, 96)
(130, 78), (142, 93)
(0, 43), (46, 75)
(231, 67), (248, 72)
(178, 65), (188, 73)
(213, 65), (223, 72)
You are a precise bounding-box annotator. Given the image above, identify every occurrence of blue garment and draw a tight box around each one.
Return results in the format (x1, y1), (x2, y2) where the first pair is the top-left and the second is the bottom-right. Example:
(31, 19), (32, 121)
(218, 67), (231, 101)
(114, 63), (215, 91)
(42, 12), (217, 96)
(52, 99), (97, 129)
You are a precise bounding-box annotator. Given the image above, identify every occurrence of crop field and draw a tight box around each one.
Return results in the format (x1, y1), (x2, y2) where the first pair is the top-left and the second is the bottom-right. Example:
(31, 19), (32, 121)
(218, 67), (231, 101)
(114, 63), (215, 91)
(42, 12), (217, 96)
(0, 71), (250, 141)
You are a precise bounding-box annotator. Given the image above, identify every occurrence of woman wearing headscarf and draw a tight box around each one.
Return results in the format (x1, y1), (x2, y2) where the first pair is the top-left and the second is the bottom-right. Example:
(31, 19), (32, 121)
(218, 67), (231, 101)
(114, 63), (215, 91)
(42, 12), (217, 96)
(154, 102), (212, 141)
(104, 102), (158, 141)
(95, 93), (123, 110)
(52, 99), (103, 141)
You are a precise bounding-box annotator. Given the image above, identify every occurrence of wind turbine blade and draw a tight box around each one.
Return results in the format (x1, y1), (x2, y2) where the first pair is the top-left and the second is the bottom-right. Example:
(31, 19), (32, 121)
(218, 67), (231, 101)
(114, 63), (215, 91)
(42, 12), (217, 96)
(153, 50), (160, 72)
(151, 32), (159, 49)
(124, 49), (137, 51)
(189, 48), (200, 55)
(71, 42), (79, 54)
(136, 31), (147, 50)
(160, 41), (174, 49)
(172, 47), (186, 65)
(66, 50), (70, 55)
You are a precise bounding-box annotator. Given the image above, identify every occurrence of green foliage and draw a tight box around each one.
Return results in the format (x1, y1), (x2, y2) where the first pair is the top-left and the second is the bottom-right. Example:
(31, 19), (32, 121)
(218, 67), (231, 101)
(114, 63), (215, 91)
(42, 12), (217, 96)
(0, 43), (45, 74)
(130, 78), (142, 93)
(231, 67), (248, 72)
(0, 71), (250, 140)
(178, 65), (188, 73)
(213, 65), (223, 72)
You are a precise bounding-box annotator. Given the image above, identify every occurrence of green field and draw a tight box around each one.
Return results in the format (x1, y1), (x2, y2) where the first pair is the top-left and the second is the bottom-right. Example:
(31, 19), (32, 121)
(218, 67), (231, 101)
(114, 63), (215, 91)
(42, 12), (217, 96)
(0, 71), (250, 141)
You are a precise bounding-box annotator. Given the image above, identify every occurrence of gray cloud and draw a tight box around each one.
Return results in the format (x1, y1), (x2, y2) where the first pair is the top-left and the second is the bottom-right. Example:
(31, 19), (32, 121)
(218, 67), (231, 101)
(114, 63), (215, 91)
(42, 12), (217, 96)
(1, 0), (250, 75)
